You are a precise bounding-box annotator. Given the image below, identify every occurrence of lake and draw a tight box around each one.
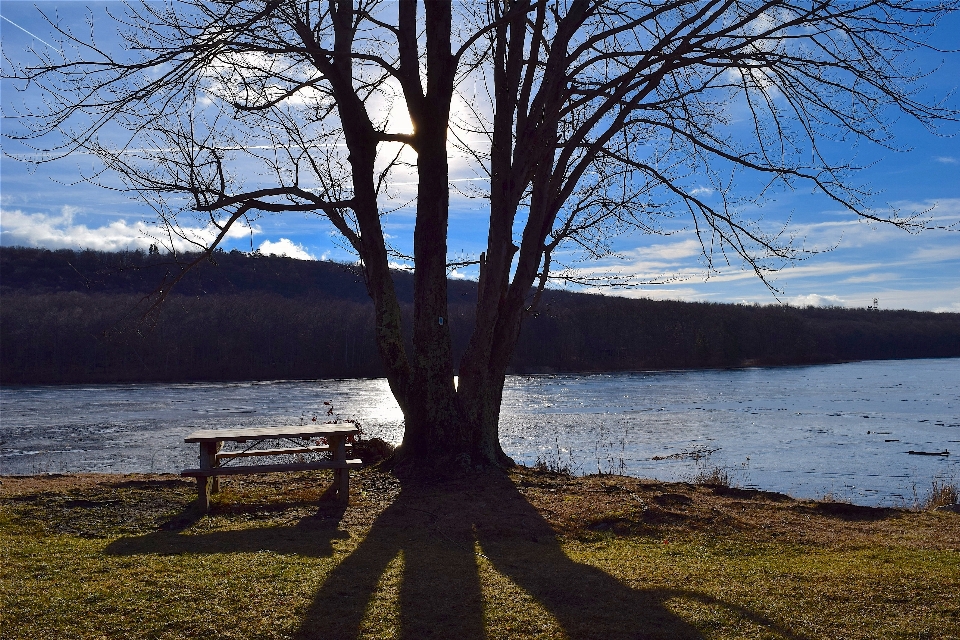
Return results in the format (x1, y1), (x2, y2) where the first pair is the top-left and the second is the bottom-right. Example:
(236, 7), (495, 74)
(1, 357), (957, 506)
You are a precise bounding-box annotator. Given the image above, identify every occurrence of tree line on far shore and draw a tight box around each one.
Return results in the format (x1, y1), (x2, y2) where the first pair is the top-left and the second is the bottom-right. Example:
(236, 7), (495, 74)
(2, 247), (959, 384)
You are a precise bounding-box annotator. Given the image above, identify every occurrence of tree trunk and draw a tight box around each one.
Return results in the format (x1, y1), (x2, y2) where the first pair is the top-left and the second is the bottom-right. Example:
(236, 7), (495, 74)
(394, 349), (518, 470)
(382, 0), (512, 470)
(342, 0), (553, 471)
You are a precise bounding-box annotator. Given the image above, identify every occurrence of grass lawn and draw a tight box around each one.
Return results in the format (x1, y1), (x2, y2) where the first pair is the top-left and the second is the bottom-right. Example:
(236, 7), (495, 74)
(1, 468), (958, 639)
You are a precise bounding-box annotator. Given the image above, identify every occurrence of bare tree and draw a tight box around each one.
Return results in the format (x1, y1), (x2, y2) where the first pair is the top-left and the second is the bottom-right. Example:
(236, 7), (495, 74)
(6, 0), (956, 468)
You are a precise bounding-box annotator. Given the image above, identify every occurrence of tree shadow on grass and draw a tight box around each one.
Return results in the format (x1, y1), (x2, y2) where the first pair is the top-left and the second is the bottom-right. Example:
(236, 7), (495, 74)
(294, 472), (810, 640)
(105, 500), (349, 557)
(801, 502), (898, 521)
(102, 471), (810, 639)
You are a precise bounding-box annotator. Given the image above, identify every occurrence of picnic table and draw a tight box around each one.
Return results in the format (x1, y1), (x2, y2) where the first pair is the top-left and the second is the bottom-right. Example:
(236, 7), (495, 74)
(182, 423), (362, 511)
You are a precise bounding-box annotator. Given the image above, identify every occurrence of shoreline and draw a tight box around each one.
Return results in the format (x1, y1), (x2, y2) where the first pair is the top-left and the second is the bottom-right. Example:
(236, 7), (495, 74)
(2, 466), (957, 514)
(5, 354), (960, 388)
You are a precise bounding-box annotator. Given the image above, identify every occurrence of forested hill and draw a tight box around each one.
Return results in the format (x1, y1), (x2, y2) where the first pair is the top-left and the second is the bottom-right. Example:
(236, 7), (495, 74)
(0, 245), (475, 302)
(2, 246), (959, 384)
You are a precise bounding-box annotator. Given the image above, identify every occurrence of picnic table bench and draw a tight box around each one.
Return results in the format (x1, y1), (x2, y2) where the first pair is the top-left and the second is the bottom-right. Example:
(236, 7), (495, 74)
(182, 423), (362, 511)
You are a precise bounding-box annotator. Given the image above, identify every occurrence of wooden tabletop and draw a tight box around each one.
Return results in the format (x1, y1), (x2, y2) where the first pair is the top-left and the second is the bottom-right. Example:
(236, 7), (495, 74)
(185, 423), (358, 443)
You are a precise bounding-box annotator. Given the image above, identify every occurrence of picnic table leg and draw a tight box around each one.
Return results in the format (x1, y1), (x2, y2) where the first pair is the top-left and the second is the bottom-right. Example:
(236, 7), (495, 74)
(197, 441), (217, 511)
(197, 476), (210, 512)
(337, 467), (350, 503)
(332, 435), (349, 503)
(211, 442), (222, 494)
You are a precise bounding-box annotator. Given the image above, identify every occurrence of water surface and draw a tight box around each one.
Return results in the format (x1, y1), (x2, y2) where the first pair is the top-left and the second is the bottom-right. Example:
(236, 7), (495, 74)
(2, 358), (957, 505)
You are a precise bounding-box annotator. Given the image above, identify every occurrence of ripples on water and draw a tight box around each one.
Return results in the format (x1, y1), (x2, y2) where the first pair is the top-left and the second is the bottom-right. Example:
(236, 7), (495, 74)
(1, 358), (957, 506)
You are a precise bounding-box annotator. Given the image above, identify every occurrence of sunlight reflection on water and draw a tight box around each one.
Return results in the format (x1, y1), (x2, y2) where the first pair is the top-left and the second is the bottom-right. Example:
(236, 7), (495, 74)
(2, 358), (957, 506)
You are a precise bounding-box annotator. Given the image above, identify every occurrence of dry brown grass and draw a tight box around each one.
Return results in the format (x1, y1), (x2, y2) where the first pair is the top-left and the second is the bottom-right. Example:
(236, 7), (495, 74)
(514, 470), (960, 551)
(922, 480), (960, 511)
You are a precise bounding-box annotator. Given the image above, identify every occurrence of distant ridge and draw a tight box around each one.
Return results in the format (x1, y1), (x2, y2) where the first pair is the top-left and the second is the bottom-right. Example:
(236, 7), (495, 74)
(0, 245), (474, 302)
(2, 246), (959, 384)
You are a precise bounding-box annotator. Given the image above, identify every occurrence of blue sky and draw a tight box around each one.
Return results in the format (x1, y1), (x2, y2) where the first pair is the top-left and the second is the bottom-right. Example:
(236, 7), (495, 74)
(2, 1), (958, 312)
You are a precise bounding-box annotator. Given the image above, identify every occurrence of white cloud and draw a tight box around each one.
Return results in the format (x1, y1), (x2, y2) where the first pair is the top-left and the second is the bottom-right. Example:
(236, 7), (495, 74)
(258, 238), (315, 260)
(623, 238), (703, 261)
(787, 293), (847, 308)
(891, 197), (960, 223)
(935, 156), (958, 164)
(841, 272), (899, 284)
(781, 198), (960, 247)
(0, 207), (250, 252)
(689, 186), (715, 197)
(753, 259), (889, 282)
(933, 301), (960, 313)
(909, 245), (960, 262)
